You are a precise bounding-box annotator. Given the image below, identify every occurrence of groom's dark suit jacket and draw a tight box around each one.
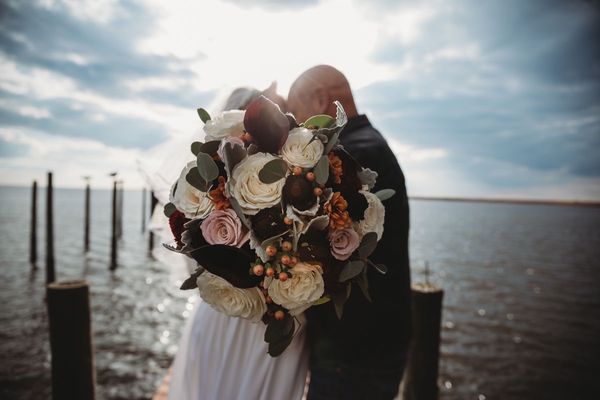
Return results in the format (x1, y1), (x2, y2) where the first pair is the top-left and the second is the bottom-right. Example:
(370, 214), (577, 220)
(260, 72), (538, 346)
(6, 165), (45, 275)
(306, 114), (411, 377)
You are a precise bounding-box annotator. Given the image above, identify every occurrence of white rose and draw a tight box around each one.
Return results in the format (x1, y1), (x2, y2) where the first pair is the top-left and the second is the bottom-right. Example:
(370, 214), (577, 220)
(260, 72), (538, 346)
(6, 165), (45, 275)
(280, 127), (324, 168)
(170, 161), (214, 219)
(197, 272), (267, 322)
(355, 190), (385, 240)
(227, 153), (286, 215)
(268, 262), (324, 316)
(203, 110), (245, 142)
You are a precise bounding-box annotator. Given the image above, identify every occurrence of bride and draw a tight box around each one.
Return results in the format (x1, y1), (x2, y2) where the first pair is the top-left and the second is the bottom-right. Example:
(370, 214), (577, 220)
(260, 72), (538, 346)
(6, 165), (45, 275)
(148, 84), (309, 400)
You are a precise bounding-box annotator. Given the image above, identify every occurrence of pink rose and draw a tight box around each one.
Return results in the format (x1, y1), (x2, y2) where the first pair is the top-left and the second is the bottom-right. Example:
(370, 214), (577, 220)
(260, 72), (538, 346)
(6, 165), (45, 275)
(329, 228), (360, 261)
(200, 208), (250, 247)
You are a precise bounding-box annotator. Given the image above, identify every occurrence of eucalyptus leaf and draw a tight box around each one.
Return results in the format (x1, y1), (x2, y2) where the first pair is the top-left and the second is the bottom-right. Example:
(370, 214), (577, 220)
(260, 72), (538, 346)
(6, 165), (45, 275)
(186, 167), (208, 192)
(355, 271), (372, 302)
(331, 284), (351, 319)
(264, 313), (294, 343)
(375, 188), (396, 202)
(163, 202), (177, 218)
(304, 114), (335, 129)
(268, 330), (294, 357)
(196, 152), (219, 183)
(190, 141), (203, 156)
(197, 108), (211, 123)
(323, 130), (341, 155)
(180, 267), (204, 290)
(339, 260), (366, 282)
(229, 197), (250, 229)
(313, 155), (329, 185)
(312, 296), (331, 306)
(199, 140), (221, 156)
(258, 158), (288, 184)
(222, 140), (247, 176)
(357, 232), (378, 259)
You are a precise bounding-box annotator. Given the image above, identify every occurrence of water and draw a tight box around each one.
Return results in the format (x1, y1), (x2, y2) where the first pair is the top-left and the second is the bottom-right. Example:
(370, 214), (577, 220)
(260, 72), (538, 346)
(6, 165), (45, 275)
(1, 186), (599, 399)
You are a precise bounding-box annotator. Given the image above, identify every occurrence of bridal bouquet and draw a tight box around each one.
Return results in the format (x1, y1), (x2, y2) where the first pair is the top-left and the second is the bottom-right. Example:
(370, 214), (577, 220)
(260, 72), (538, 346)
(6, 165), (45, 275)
(164, 96), (394, 356)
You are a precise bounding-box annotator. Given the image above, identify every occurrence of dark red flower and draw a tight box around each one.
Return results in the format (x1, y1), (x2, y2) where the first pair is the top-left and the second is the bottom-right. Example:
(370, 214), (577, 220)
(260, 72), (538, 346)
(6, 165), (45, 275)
(250, 206), (288, 242)
(283, 175), (317, 211)
(243, 96), (290, 154)
(169, 210), (190, 247)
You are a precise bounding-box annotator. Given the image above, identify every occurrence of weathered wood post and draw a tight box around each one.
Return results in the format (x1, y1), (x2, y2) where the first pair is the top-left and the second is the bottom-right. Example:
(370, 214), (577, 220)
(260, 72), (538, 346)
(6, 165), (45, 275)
(83, 176), (91, 252)
(141, 187), (146, 233)
(30, 180), (38, 266)
(117, 180), (124, 239)
(46, 172), (55, 284)
(148, 191), (158, 255)
(400, 282), (444, 400)
(47, 280), (95, 400)
(110, 179), (118, 270)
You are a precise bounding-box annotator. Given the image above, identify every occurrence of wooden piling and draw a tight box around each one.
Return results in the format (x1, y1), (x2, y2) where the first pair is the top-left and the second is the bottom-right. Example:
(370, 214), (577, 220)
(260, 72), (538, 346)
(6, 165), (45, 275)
(117, 181), (124, 239)
(84, 178), (91, 252)
(30, 180), (37, 266)
(110, 180), (118, 270)
(148, 191), (158, 254)
(46, 172), (55, 284)
(47, 280), (95, 400)
(400, 283), (444, 400)
(141, 187), (146, 233)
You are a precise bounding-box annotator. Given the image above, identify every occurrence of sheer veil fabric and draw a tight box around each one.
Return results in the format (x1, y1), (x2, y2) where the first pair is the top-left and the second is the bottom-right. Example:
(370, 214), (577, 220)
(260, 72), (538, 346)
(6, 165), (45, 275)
(142, 86), (309, 400)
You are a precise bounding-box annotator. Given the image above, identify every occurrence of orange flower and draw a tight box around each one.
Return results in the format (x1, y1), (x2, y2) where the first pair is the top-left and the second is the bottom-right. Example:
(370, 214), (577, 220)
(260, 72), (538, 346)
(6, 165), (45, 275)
(328, 153), (343, 184)
(324, 192), (352, 230)
(209, 176), (230, 210)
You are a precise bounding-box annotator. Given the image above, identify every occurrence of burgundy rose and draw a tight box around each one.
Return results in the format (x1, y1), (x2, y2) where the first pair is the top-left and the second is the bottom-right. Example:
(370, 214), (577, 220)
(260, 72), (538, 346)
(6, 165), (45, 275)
(250, 206), (288, 242)
(243, 96), (290, 154)
(169, 210), (190, 247)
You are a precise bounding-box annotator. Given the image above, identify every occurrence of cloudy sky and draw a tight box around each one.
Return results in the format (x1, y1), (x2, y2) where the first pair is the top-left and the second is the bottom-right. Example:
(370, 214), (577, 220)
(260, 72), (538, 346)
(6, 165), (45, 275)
(1, 0), (599, 200)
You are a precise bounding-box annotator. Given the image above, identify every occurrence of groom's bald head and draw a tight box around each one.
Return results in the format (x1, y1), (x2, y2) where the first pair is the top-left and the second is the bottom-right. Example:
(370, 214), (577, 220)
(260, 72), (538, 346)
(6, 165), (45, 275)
(287, 65), (358, 123)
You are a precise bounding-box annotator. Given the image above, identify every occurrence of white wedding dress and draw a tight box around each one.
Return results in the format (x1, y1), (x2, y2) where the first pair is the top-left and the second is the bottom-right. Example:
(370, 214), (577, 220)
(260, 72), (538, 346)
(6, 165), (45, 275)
(144, 88), (309, 400)
(168, 299), (308, 400)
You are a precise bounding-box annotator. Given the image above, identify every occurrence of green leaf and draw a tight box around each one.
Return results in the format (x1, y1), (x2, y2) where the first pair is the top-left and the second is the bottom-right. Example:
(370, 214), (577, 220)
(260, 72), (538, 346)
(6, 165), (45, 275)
(322, 130), (341, 155)
(185, 167), (208, 192)
(331, 284), (351, 319)
(197, 108), (211, 123)
(163, 202), (177, 218)
(264, 313), (294, 343)
(179, 267), (204, 290)
(375, 188), (396, 202)
(199, 140), (221, 156)
(268, 330), (294, 357)
(228, 197), (250, 229)
(313, 155), (329, 185)
(312, 296), (331, 306)
(221, 140), (247, 176)
(258, 158), (288, 184)
(190, 141), (203, 156)
(339, 260), (365, 282)
(355, 271), (372, 302)
(357, 232), (378, 259)
(303, 114), (335, 129)
(196, 152), (219, 184)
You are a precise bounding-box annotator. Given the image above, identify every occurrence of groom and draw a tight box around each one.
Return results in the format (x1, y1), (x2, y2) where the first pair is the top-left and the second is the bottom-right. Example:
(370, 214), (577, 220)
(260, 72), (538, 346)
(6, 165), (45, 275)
(288, 65), (412, 400)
